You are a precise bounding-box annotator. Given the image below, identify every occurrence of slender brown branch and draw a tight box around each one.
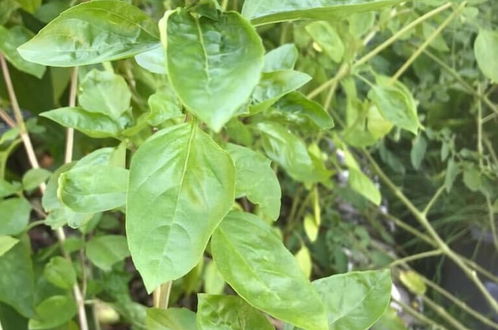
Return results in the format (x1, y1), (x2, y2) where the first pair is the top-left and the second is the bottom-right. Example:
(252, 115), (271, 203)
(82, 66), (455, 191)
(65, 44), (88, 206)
(0, 107), (16, 128)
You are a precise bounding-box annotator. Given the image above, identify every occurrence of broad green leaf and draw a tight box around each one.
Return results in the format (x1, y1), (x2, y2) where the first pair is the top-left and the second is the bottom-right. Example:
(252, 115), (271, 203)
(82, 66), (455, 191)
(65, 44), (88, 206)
(165, 9), (264, 131)
(18, 1), (159, 67)
(211, 211), (328, 330)
(306, 21), (344, 63)
(368, 76), (420, 134)
(0, 236), (34, 317)
(312, 270), (392, 330)
(349, 169), (381, 206)
(79, 69), (132, 120)
(204, 261), (225, 295)
(0, 197), (31, 236)
(146, 308), (197, 330)
(263, 44), (299, 72)
(242, 0), (400, 25)
(0, 26), (45, 78)
(197, 294), (273, 330)
(58, 165), (128, 213)
(127, 123), (235, 292)
(399, 270), (426, 295)
(257, 122), (326, 184)
(147, 86), (183, 126)
(86, 235), (130, 271)
(40, 107), (124, 138)
(135, 44), (167, 74)
(226, 143), (281, 221)
(29, 295), (77, 330)
(271, 91), (334, 130)
(22, 168), (51, 191)
(474, 29), (498, 82)
(0, 236), (18, 256)
(250, 70), (311, 114)
(43, 256), (76, 290)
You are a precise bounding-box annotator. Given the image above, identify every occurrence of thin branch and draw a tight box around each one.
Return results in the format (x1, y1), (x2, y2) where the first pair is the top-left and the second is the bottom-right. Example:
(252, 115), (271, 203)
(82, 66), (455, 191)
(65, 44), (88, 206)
(0, 107), (16, 128)
(389, 249), (442, 267)
(393, 298), (447, 329)
(65, 68), (78, 164)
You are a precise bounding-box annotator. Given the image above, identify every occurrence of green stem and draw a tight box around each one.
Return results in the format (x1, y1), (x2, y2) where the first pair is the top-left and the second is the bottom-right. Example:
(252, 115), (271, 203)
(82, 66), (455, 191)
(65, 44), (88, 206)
(421, 294), (470, 330)
(153, 282), (172, 309)
(393, 298), (447, 329)
(389, 249), (442, 267)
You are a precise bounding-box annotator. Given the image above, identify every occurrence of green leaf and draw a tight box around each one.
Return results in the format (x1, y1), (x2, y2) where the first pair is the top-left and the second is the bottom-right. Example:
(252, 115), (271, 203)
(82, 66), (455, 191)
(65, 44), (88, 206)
(146, 308), (197, 330)
(22, 168), (51, 191)
(306, 21), (344, 63)
(204, 261), (225, 295)
(0, 236), (34, 317)
(197, 294), (274, 330)
(295, 246), (312, 279)
(410, 135), (427, 170)
(399, 270), (426, 295)
(263, 43), (298, 72)
(135, 44), (167, 74)
(18, 1), (159, 67)
(312, 270), (392, 330)
(0, 198), (31, 236)
(0, 180), (21, 198)
(304, 213), (319, 242)
(165, 9), (264, 131)
(250, 70), (311, 114)
(372, 307), (407, 330)
(257, 122), (326, 184)
(29, 295), (77, 330)
(147, 86), (183, 126)
(368, 76), (420, 134)
(127, 123), (235, 292)
(58, 165), (128, 213)
(474, 29), (498, 82)
(43, 256), (76, 290)
(0, 26), (45, 78)
(15, 0), (41, 13)
(79, 69), (132, 120)
(0, 236), (18, 257)
(242, 0), (400, 26)
(226, 143), (281, 221)
(211, 211), (328, 330)
(40, 107), (124, 138)
(0, 0), (20, 25)
(444, 158), (459, 192)
(86, 235), (130, 271)
(463, 164), (481, 192)
(271, 91), (334, 130)
(349, 169), (381, 206)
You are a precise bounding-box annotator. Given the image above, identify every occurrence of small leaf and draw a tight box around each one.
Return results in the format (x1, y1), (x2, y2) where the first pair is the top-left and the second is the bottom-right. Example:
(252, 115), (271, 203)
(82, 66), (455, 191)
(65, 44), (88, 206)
(147, 86), (183, 126)
(22, 168), (51, 191)
(0, 198), (31, 236)
(348, 168), (381, 206)
(15, 0), (40, 13)
(0, 179), (21, 198)
(204, 261), (225, 295)
(295, 246), (312, 279)
(474, 29), (498, 82)
(312, 270), (392, 329)
(197, 294), (274, 330)
(43, 256), (76, 290)
(211, 211), (328, 330)
(146, 308), (197, 330)
(250, 70), (311, 114)
(444, 158), (459, 192)
(165, 9), (264, 131)
(79, 69), (132, 120)
(399, 270), (426, 295)
(127, 123), (235, 292)
(0, 236), (18, 257)
(410, 135), (427, 170)
(368, 76), (420, 134)
(0, 26), (45, 78)
(304, 213), (319, 242)
(18, 1), (159, 66)
(40, 107), (124, 138)
(226, 143), (281, 221)
(86, 235), (130, 272)
(263, 43), (299, 72)
(29, 295), (77, 330)
(306, 21), (344, 62)
(242, 0), (401, 26)
(58, 165), (128, 213)
(463, 165), (481, 192)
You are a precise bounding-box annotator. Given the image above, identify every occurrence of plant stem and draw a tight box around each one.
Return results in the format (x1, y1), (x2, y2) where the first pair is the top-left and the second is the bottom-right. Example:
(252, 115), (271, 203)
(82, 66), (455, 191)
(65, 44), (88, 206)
(421, 294), (470, 330)
(308, 2), (453, 99)
(362, 150), (498, 313)
(390, 2), (466, 83)
(486, 196), (498, 251)
(0, 107), (16, 128)
(389, 249), (442, 267)
(153, 282), (172, 309)
(0, 54), (89, 330)
(65, 68), (78, 164)
(393, 298), (447, 329)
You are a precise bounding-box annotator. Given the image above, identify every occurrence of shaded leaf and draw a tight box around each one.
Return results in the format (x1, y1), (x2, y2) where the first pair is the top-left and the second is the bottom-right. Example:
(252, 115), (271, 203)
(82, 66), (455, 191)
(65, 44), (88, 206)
(28, 295), (76, 330)
(146, 308), (197, 330)
(22, 168), (51, 191)
(86, 235), (130, 272)
(135, 43), (167, 74)
(306, 21), (344, 62)
(263, 43), (298, 72)
(43, 256), (76, 290)
(474, 29), (498, 82)
(0, 236), (18, 257)
(0, 198), (31, 236)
